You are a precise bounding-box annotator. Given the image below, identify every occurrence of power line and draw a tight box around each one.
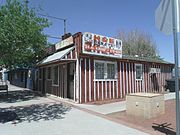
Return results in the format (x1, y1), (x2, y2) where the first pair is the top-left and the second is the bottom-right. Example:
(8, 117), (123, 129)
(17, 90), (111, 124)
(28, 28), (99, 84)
(46, 35), (61, 39)
(38, 13), (66, 21)
(38, 13), (67, 34)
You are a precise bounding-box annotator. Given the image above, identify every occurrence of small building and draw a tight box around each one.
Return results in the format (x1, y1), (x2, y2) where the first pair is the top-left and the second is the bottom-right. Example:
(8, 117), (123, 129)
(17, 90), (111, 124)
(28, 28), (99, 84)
(37, 32), (173, 103)
(0, 67), (8, 81)
(8, 68), (36, 89)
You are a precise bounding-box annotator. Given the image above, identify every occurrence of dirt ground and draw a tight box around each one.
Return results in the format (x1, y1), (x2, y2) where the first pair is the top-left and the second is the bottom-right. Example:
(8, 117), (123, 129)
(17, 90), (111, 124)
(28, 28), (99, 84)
(107, 99), (177, 135)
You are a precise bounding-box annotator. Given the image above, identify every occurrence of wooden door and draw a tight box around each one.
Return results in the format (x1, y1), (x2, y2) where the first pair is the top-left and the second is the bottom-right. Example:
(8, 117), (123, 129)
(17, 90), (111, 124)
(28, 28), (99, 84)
(42, 68), (46, 95)
(67, 63), (74, 100)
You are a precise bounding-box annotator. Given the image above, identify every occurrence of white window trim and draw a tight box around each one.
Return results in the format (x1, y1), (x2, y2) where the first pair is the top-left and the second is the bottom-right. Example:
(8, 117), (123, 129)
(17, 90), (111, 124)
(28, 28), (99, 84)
(94, 60), (118, 81)
(52, 65), (59, 86)
(135, 64), (143, 80)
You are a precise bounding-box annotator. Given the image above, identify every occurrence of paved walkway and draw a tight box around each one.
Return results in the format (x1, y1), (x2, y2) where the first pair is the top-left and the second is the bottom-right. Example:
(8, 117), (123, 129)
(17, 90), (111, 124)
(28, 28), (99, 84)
(0, 107), (148, 135)
(0, 84), (149, 135)
(48, 92), (178, 115)
(0, 84), (55, 108)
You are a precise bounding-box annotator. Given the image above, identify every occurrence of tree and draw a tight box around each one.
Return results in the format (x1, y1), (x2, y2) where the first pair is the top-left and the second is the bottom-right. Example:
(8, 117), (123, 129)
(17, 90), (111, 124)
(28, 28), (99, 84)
(117, 29), (160, 59)
(0, 0), (50, 69)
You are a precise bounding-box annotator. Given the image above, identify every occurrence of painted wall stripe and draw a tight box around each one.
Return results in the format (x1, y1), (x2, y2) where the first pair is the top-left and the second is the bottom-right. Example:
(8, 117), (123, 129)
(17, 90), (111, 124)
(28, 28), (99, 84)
(105, 81), (107, 99)
(120, 62), (122, 98)
(74, 63), (76, 101)
(98, 81), (100, 100)
(94, 78), (96, 101)
(113, 81), (114, 99)
(85, 58), (87, 102)
(89, 59), (91, 102)
(102, 81), (104, 100)
(109, 81), (112, 99)
(79, 59), (82, 103)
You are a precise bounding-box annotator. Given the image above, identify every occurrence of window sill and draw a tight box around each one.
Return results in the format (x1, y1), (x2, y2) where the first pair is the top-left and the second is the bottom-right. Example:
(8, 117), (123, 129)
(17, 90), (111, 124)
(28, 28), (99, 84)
(136, 79), (143, 81)
(94, 79), (118, 81)
(52, 84), (59, 86)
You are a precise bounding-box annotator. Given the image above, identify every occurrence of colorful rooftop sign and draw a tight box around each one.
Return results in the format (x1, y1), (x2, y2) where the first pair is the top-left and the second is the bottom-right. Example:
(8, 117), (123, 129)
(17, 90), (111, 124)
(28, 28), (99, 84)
(82, 32), (122, 58)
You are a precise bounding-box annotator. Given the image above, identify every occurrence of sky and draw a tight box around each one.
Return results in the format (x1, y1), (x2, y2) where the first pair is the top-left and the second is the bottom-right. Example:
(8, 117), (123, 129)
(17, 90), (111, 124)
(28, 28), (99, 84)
(0, 0), (177, 63)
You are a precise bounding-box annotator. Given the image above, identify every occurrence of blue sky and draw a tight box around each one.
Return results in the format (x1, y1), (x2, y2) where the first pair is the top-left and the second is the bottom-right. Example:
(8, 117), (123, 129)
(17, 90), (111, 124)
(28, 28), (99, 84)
(1, 0), (177, 63)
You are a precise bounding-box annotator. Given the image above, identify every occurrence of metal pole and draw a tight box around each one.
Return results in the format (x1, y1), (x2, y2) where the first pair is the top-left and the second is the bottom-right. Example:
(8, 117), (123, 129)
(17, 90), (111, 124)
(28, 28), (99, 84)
(172, 0), (180, 134)
(64, 19), (66, 34)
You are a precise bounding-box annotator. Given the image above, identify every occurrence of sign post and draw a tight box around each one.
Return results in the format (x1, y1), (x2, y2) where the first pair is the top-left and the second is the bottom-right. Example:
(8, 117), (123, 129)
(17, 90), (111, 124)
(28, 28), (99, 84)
(155, 0), (180, 134)
(172, 1), (180, 134)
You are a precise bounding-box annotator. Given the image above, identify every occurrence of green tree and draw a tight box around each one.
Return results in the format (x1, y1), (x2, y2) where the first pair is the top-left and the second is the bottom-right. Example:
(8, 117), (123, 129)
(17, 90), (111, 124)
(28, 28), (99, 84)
(0, 0), (50, 69)
(117, 30), (161, 59)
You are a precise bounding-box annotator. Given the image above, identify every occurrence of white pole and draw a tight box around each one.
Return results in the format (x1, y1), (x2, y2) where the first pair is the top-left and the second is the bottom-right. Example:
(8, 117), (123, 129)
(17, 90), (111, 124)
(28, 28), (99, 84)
(172, 0), (180, 134)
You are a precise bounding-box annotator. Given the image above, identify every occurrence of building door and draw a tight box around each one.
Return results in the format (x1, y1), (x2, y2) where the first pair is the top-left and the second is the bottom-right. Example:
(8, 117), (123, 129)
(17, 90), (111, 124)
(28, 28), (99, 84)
(59, 64), (67, 98)
(42, 68), (46, 95)
(67, 63), (75, 100)
(63, 64), (67, 98)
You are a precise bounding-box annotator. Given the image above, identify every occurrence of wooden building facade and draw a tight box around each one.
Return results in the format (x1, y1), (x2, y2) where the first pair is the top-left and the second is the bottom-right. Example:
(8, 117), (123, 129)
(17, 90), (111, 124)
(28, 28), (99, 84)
(37, 32), (173, 103)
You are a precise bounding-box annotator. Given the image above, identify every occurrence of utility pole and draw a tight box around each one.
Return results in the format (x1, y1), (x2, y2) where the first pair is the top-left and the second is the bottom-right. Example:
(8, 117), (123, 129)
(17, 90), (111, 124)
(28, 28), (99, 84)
(172, 1), (180, 134)
(24, 0), (28, 9)
(64, 19), (66, 34)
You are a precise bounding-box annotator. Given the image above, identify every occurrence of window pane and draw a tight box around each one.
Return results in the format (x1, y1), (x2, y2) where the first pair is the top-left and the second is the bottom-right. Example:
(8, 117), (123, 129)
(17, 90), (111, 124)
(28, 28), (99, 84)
(107, 63), (115, 79)
(21, 72), (24, 82)
(39, 69), (42, 79)
(95, 63), (104, 79)
(53, 66), (58, 85)
(47, 67), (51, 79)
(136, 65), (142, 79)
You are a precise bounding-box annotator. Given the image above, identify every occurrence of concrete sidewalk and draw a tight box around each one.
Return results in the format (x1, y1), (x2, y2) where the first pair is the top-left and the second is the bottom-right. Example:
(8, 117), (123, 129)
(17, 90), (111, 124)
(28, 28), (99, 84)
(0, 85), (149, 135)
(0, 107), (149, 135)
(48, 92), (177, 115)
(0, 84), (56, 108)
(76, 101), (126, 115)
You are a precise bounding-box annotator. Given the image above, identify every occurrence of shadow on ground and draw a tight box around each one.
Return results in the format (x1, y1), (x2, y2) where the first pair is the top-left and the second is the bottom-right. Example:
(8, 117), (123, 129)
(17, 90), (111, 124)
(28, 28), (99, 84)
(0, 90), (41, 103)
(152, 122), (176, 135)
(0, 103), (71, 124)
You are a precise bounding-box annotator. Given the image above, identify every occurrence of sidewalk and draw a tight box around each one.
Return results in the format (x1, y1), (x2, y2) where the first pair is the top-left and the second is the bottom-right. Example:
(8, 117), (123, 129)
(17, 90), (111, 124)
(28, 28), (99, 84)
(0, 107), (149, 135)
(48, 92), (177, 115)
(0, 84), (149, 135)
(0, 84), (55, 108)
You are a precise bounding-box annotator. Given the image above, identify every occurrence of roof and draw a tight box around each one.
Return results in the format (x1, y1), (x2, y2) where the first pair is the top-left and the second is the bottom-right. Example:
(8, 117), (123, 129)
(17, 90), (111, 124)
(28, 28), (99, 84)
(38, 46), (75, 66)
(122, 55), (173, 65)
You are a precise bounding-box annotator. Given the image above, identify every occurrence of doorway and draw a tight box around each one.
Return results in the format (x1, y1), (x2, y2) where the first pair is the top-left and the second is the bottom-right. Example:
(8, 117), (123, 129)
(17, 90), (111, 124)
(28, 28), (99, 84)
(67, 63), (75, 100)
(42, 68), (46, 95)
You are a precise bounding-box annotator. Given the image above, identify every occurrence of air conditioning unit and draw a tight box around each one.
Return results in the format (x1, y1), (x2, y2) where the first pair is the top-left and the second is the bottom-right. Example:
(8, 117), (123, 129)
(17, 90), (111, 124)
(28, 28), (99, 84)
(149, 68), (161, 74)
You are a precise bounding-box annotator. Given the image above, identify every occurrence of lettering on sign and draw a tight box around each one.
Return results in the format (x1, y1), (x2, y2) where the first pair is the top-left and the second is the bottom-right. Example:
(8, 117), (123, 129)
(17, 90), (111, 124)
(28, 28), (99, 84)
(82, 32), (122, 58)
(55, 36), (73, 51)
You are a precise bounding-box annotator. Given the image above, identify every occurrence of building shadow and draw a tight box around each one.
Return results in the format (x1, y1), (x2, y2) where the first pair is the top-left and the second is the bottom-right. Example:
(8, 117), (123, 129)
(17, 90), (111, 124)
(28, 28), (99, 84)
(0, 90), (41, 103)
(0, 103), (71, 124)
(152, 122), (176, 135)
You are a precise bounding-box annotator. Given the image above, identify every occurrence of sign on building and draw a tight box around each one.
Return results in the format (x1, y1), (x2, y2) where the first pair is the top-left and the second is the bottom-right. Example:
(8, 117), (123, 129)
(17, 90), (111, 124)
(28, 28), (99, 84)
(149, 68), (161, 74)
(55, 36), (73, 51)
(82, 32), (122, 58)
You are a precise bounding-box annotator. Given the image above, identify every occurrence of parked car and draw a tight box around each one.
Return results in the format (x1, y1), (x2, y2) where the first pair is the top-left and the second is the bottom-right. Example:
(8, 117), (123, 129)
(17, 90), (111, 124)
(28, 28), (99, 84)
(166, 78), (180, 92)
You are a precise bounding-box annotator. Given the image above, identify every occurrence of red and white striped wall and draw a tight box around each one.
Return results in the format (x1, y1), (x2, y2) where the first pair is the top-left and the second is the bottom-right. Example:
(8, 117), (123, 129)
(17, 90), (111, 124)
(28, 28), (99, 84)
(78, 58), (173, 103)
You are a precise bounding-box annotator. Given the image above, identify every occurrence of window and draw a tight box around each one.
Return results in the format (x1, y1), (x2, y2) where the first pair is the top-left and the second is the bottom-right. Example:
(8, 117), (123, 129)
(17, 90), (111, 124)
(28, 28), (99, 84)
(47, 67), (51, 79)
(94, 61), (117, 80)
(39, 69), (42, 79)
(107, 63), (115, 79)
(95, 63), (104, 79)
(21, 72), (24, 82)
(135, 64), (143, 80)
(53, 66), (59, 85)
